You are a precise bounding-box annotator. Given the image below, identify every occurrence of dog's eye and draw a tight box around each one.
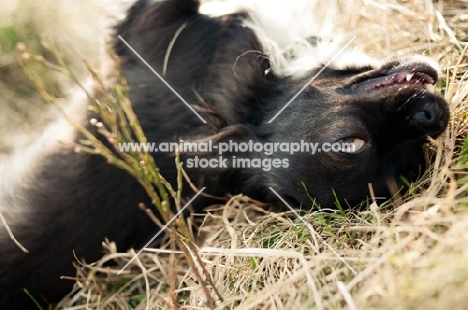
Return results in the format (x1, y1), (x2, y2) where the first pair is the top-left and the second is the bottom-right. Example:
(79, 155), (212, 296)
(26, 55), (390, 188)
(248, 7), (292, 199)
(337, 137), (366, 154)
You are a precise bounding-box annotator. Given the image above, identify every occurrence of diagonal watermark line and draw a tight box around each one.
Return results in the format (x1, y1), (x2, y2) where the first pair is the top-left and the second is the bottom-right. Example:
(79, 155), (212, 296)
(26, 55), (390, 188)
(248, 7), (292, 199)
(268, 36), (356, 123)
(268, 187), (357, 274)
(117, 187), (206, 275)
(117, 35), (207, 124)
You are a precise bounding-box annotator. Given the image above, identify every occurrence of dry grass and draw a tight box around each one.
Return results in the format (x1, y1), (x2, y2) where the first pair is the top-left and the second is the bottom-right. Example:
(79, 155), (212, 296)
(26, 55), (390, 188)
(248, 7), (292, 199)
(1, 0), (468, 309)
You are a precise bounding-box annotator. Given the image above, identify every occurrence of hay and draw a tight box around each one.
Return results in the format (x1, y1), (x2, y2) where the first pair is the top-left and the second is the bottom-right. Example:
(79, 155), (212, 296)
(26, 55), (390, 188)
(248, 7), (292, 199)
(1, 0), (467, 309)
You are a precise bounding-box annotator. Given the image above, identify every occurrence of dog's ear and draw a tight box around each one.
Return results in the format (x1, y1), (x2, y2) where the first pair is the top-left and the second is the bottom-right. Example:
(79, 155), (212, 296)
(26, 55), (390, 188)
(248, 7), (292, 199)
(183, 124), (258, 155)
(176, 124), (260, 199)
(202, 18), (277, 125)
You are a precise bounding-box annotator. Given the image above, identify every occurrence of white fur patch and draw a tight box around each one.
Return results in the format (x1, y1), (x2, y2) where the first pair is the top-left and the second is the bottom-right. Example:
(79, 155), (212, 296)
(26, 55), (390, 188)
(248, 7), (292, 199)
(200, 0), (382, 78)
(0, 95), (86, 218)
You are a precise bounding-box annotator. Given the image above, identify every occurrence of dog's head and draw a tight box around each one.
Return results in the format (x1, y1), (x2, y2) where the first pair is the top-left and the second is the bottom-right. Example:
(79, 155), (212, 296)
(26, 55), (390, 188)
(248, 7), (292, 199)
(254, 55), (449, 208)
(115, 0), (450, 209)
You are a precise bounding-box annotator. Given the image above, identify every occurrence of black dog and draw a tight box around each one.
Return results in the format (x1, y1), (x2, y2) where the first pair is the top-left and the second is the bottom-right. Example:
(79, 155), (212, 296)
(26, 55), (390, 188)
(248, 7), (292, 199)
(0, 0), (449, 307)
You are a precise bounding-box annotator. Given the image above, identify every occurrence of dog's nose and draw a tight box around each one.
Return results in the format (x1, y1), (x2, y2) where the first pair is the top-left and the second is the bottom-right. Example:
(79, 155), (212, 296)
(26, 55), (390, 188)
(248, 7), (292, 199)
(411, 101), (446, 135)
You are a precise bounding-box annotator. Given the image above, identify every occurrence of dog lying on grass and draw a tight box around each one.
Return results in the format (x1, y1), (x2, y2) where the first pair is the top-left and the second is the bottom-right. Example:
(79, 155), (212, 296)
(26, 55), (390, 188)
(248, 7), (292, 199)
(0, 0), (449, 307)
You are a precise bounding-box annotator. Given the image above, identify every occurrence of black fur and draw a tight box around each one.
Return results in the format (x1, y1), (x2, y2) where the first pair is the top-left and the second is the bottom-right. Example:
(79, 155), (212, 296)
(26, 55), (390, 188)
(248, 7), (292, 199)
(0, 0), (449, 308)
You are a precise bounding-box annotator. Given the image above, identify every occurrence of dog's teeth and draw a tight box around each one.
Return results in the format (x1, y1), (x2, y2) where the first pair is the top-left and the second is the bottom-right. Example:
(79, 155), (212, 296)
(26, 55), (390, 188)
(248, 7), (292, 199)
(406, 73), (414, 81)
(425, 84), (435, 93)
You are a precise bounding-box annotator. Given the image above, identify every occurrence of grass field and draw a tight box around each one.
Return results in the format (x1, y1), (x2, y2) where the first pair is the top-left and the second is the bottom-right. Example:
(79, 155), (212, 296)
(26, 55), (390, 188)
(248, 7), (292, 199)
(1, 0), (467, 309)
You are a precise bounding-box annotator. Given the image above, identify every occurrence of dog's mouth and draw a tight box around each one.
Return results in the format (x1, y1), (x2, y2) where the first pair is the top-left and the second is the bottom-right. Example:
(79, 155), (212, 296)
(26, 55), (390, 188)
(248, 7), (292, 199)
(351, 65), (437, 93)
